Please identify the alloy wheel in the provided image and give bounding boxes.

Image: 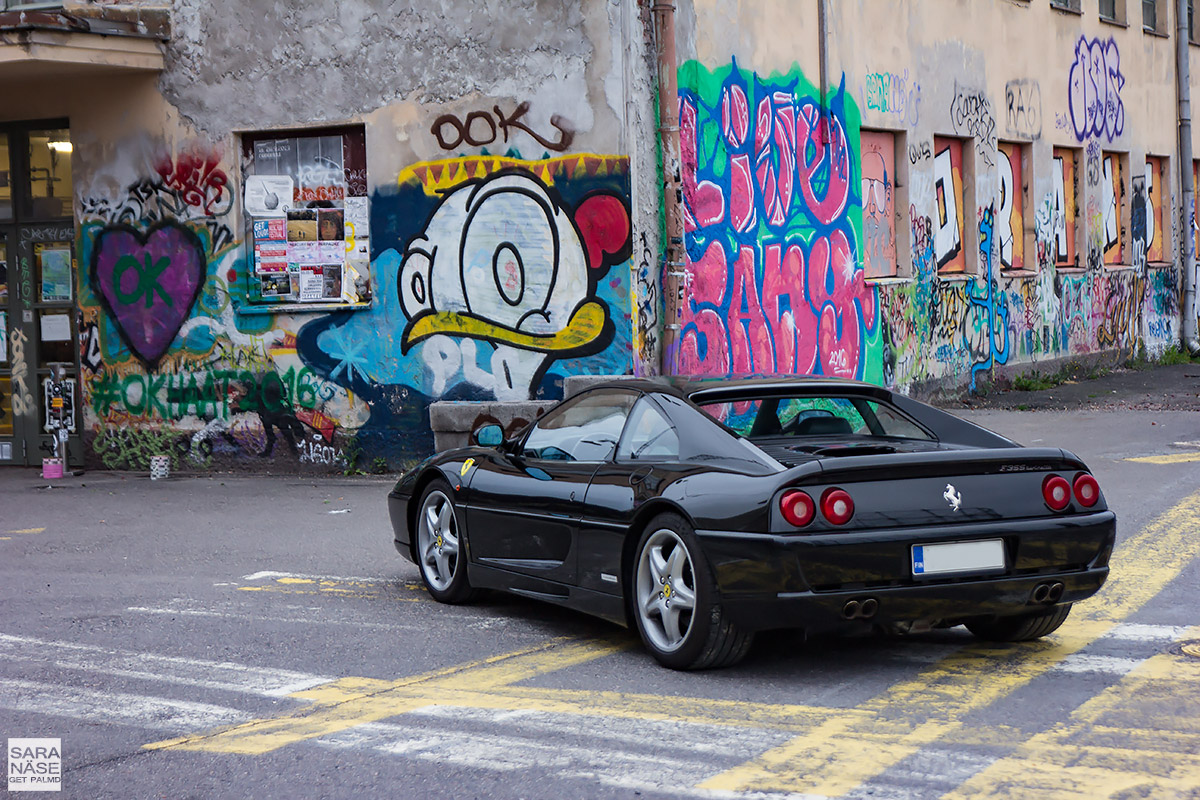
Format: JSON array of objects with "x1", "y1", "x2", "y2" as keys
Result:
[
  {"x1": 417, "y1": 489, "x2": 460, "y2": 591},
  {"x1": 635, "y1": 528, "x2": 697, "y2": 652}
]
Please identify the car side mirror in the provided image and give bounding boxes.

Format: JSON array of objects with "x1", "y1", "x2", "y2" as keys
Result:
[{"x1": 472, "y1": 423, "x2": 505, "y2": 448}]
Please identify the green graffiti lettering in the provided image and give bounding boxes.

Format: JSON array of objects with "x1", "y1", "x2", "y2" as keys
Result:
[{"x1": 113, "y1": 252, "x2": 174, "y2": 309}]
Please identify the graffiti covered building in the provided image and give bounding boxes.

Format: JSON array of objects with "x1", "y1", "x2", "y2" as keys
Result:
[{"x1": 0, "y1": 0, "x2": 1197, "y2": 472}]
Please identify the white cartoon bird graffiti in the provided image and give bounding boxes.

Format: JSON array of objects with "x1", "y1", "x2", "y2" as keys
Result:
[{"x1": 398, "y1": 170, "x2": 629, "y2": 400}]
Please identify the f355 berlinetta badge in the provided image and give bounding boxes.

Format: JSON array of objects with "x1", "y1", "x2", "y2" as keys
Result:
[{"x1": 944, "y1": 483, "x2": 962, "y2": 512}]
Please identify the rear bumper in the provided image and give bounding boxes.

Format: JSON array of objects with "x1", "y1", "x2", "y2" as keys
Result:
[
  {"x1": 718, "y1": 567, "x2": 1108, "y2": 632},
  {"x1": 697, "y1": 510, "x2": 1115, "y2": 631}
]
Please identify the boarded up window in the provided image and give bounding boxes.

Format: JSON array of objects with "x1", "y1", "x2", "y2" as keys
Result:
[
  {"x1": 1102, "y1": 152, "x2": 1123, "y2": 266},
  {"x1": 1145, "y1": 156, "x2": 1165, "y2": 263},
  {"x1": 1052, "y1": 147, "x2": 1078, "y2": 268},
  {"x1": 861, "y1": 130, "x2": 897, "y2": 279},
  {"x1": 998, "y1": 142, "x2": 1025, "y2": 271},
  {"x1": 933, "y1": 136, "x2": 966, "y2": 274}
]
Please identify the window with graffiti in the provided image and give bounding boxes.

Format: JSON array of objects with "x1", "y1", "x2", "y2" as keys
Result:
[
  {"x1": 1143, "y1": 155, "x2": 1165, "y2": 265},
  {"x1": 1101, "y1": 150, "x2": 1125, "y2": 266},
  {"x1": 1052, "y1": 146, "x2": 1079, "y2": 269},
  {"x1": 932, "y1": 136, "x2": 967, "y2": 274},
  {"x1": 861, "y1": 130, "x2": 897, "y2": 279},
  {"x1": 240, "y1": 126, "x2": 369, "y2": 307},
  {"x1": 997, "y1": 141, "x2": 1027, "y2": 272}
]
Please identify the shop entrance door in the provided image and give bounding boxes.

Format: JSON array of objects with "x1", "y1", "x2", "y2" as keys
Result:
[{"x1": 0, "y1": 122, "x2": 80, "y2": 467}]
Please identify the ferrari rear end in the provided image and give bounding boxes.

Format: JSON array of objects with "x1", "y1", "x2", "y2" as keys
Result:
[{"x1": 695, "y1": 446, "x2": 1115, "y2": 638}]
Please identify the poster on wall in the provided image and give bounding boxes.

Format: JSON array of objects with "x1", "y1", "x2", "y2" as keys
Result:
[
  {"x1": 42, "y1": 376, "x2": 76, "y2": 433},
  {"x1": 253, "y1": 220, "x2": 288, "y2": 275},
  {"x1": 39, "y1": 246, "x2": 73, "y2": 302},
  {"x1": 244, "y1": 175, "x2": 294, "y2": 217},
  {"x1": 260, "y1": 273, "x2": 296, "y2": 299},
  {"x1": 298, "y1": 264, "x2": 343, "y2": 302},
  {"x1": 39, "y1": 313, "x2": 71, "y2": 342},
  {"x1": 344, "y1": 196, "x2": 370, "y2": 260}
]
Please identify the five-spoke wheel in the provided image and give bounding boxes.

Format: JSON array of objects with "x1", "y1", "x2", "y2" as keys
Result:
[
  {"x1": 630, "y1": 514, "x2": 753, "y2": 669},
  {"x1": 415, "y1": 480, "x2": 476, "y2": 603}
]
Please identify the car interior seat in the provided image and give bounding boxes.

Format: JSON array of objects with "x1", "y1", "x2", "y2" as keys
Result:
[{"x1": 794, "y1": 416, "x2": 853, "y2": 436}]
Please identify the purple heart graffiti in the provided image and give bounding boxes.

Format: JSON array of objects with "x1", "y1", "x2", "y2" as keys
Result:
[{"x1": 91, "y1": 221, "x2": 207, "y2": 367}]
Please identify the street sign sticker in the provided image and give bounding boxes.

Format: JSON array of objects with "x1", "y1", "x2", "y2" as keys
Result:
[{"x1": 7, "y1": 738, "x2": 61, "y2": 792}]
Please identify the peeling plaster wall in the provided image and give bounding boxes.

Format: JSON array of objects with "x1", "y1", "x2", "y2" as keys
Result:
[{"x1": 3, "y1": 0, "x2": 658, "y2": 473}]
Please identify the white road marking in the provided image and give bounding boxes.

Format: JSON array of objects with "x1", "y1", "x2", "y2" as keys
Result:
[
  {"x1": 0, "y1": 678, "x2": 250, "y2": 730},
  {"x1": 0, "y1": 633, "x2": 331, "y2": 697},
  {"x1": 317, "y1": 707, "x2": 805, "y2": 799},
  {"x1": 1105, "y1": 622, "x2": 1193, "y2": 641},
  {"x1": 126, "y1": 604, "x2": 427, "y2": 632},
  {"x1": 1051, "y1": 654, "x2": 1145, "y2": 675}
]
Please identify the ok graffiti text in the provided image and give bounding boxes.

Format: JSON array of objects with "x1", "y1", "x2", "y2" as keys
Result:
[{"x1": 88, "y1": 365, "x2": 333, "y2": 420}]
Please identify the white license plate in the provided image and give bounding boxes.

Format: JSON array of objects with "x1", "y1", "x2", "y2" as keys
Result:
[{"x1": 912, "y1": 539, "x2": 1005, "y2": 577}]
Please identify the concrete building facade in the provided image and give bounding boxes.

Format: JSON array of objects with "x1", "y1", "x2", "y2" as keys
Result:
[{"x1": 0, "y1": 0, "x2": 1196, "y2": 472}]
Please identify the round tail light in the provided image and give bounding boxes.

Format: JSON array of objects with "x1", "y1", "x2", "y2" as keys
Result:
[
  {"x1": 1042, "y1": 475, "x2": 1071, "y2": 511},
  {"x1": 1073, "y1": 473, "x2": 1100, "y2": 507},
  {"x1": 780, "y1": 490, "x2": 816, "y2": 527},
  {"x1": 820, "y1": 488, "x2": 855, "y2": 525}
]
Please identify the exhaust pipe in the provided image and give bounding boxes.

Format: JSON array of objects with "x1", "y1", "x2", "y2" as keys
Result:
[
  {"x1": 1047, "y1": 582, "x2": 1064, "y2": 603},
  {"x1": 1031, "y1": 584, "x2": 1051, "y2": 604},
  {"x1": 841, "y1": 598, "x2": 879, "y2": 620}
]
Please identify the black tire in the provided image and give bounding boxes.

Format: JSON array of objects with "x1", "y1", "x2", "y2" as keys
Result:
[
  {"x1": 965, "y1": 603, "x2": 1072, "y2": 642},
  {"x1": 413, "y1": 479, "x2": 478, "y2": 604},
  {"x1": 629, "y1": 513, "x2": 754, "y2": 670}
]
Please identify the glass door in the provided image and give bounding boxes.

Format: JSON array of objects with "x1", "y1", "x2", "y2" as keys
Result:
[{"x1": 0, "y1": 122, "x2": 79, "y2": 467}]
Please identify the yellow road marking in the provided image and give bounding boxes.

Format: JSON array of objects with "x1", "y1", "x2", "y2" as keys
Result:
[
  {"x1": 144, "y1": 492, "x2": 1200, "y2": 797},
  {"x1": 144, "y1": 637, "x2": 631, "y2": 754},
  {"x1": 233, "y1": 577, "x2": 425, "y2": 600},
  {"x1": 940, "y1": 627, "x2": 1200, "y2": 799},
  {"x1": 5, "y1": 528, "x2": 45, "y2": 535},
  {"x1": 700, "y1": 490, "x2": 1200, "y2": 796},
  {"x1": 1126, "y1": 452, "x2": 1200, "y2": 464}
]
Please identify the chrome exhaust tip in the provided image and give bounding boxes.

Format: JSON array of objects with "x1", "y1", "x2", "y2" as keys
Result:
[
  {"x1": 859, "y1": 598, "x2": 879, "y2": 619},
  {"x1": 841, "y1": 600, "x2": 861, "y2": 620},
  {"x1": 1047, "y1": 582, "x2": 1064, "y2": 603},
  {"x1": 1031, "y1": 583, "x2": 1051, "y2": 604}
]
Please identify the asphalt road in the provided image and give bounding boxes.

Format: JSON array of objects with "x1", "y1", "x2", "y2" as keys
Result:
[{"x1": 1, "y1": 379, "x2": 1199, "y2": 798}]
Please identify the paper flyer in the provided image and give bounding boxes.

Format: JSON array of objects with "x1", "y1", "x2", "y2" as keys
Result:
[
  {"x1": 39, "y1": 247, "x2": 73, "y2": 302},
  {"x1": 245, "y1": 175, "x2": 294, "y2": 217}
]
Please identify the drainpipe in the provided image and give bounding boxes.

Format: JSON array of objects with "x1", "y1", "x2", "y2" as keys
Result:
[
  {"x1": 653, "y1": 0, "x2": 685, "y2": 375},
  {"x1": 1178, "y1": 0, "x2": 1200, "y2": 352},
  {"x1": 818, "y1": 0, "x2": 829, "y2": 129}
]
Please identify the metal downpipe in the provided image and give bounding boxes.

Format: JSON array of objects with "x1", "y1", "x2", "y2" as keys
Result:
[
  {"x1": 1178, "y1": 0, "x2": 1200, "y2": 352},
  {"x1": 652, "y1": 1, "x2": 686, "y2": 374}
]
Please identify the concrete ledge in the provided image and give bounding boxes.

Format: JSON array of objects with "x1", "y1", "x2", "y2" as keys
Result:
[{"x1": 428, "y1": 400, "x2": 556, "y2": 452}]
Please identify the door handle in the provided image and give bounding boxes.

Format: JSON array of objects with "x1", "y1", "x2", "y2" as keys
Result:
[{"x1": 629, "y1": 466, "x2": 653, "y2": 486}]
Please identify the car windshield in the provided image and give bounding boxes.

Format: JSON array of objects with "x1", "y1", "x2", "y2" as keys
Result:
[{"x1": 695, "y1": 394, "x2": 934, "y2": 441}]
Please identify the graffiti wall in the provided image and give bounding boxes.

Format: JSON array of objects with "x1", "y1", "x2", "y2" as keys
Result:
[
  {"x1": 675, "y1": 59, "x2": 883, "y2": 383},
  {"x1": 77, "y1": 137, "x2": 634, "y2": 471},
  {"x1": 676, "y1": 36, "x2": 1179, "y2": 399}
]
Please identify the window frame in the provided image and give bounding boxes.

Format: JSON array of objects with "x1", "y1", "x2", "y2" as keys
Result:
[
  {"x1": 932, "y1": 134, "x2": 975, "y2": 276},
  {"x1": 615, "y1": 395, "x2": 681, "y2": 462},
  {"x1": 238, "y1": 124, "x2": 370, "y2": 313},
  {"x1": 860, "y1": 128, "x2": 902, "y2": 281},
  {"x1": 1052, "y1": 146, "x2": 1082, "y2": 270},
  {"x1": 997, "y1": 140, "x2": 1031, "y2": 274}
]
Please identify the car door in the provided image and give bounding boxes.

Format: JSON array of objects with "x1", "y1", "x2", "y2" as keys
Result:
[
  {"x1": 465, "y1": 389, "x2": 639, "y2": 587},
  {"x1": 579, "y1": 395, "x2": 683, "y2": 595}
]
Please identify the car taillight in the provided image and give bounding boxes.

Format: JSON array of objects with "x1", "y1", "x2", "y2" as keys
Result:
[
  {"x1": 1073, "y1": 473, "x2": 1100, "y2": 507},
  {"x1": 820, "y1": 488, "x2": 854, "y2": 525},
  {"x1": 1042, "y1": 475, "x2": 1072, "y2": 511},
  {"x1": 780, "y1": 490, "x2": 815, "y2": 527}
]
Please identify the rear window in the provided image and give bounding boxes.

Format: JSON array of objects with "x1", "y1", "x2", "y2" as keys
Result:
[{"x1": 696, "y1": 395, "x2": 933, "y2": 441}]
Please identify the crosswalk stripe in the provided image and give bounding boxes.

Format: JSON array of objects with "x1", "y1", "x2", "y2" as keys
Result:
[
  {"x1": 0, "y1": 633, "x2": 331, "y2": 697},
  {"x1": 0, "y1": 678, "x2": 249, "y2": 731}
]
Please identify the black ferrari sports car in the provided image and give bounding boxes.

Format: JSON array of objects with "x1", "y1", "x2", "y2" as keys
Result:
[{"x1": 388, "y1": 378, "x2": 1115, "y2": 669}]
